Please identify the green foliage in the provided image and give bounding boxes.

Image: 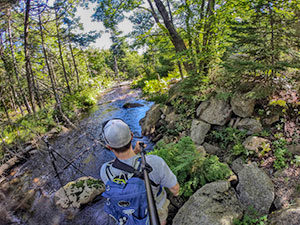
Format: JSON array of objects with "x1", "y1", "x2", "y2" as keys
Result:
[
  {"x1": 231, "y1": 143, "x2": 248, "y2": 157},
  {"x1": 220, "y1": 0, "x2": 300, "y2": 96},
  {"x1": 272, "y1": 138, "x2": 290, "y2": 170},
  {"x1": 234, "y1": 214, "x2": 268, "y2": 225},
  {"x1": 211, "y1": 127, "x2": 248, "y2": 150},
  {"x1": 147, "y1": 94, "x2": 169, "y2": 104},
  {"x1": 259, "y1": 142, "x2": 272, "y2": 157},
  {"x1": 292, "y1": 155, "x2": 300, "y2": 167},
  {"x1": 0, "y1": 108, "x2": 56, "y2": 158},
  {"x1": 203, "y1": 155, "x2": 233, "y2": 183},
  {"x1": 150, "y1": 137, "x2": 232, "y2": 197}
]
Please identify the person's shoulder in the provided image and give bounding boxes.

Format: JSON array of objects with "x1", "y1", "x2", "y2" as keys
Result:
[
  {"x1": 146, "y1": 154, "x2": 165, "y2": 163},
  {"x1": 101, "y1": 161, "x2": 110, "y2": 170},
  {"x1": 100, "y1": 161, "x2": 112, "y2": 175}
]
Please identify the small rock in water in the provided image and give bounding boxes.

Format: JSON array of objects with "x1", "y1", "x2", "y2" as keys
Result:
[{"x1": 122, "y1": 102, "x2": 144, "y2": 109}]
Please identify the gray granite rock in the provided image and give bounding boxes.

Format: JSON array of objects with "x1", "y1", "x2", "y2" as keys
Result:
[
  {"x1": 236, "y1": 163, "x2": 274, "y2": 215},
  {"x1": 190, "y1": 119, "x2": 211, "y2": 145},
  {"x1": 173, "y1": 181, "x2": 243, "y2": 225}
]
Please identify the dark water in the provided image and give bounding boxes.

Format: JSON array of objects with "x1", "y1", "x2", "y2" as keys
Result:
[{"x1": 9, "y1": 83, "x2": 154, "y2": 225}]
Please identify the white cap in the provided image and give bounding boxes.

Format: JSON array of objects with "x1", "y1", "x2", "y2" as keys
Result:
[{"x1": 103, "y1": 119, "x2": 131, "y2": 148}]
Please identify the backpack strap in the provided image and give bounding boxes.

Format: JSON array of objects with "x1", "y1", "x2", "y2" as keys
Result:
[{"x1": 112, "y1": 157, "x2": 160, "y2": 187}]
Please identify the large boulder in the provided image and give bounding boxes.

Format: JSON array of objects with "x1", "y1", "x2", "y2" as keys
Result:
[
  {"x1": 54, "y1": 177, "x2": 105, "y2": 209},
  {"x1": 269, "y1": 199, "x2": 300, "y2": 225},
  {"x1": 231, "y1": 93, "x2": 255, "y2": 118},
  {"x1": 173, "y1": 181, "x2": 243, "y2": 225},
  {"x1": 196, "y1": 97, "x2": 232, "y2": 125},
  {"x1": 236, "y1": 118, "x2": 263, "y2": 134},
  {"x1": 140, "y1": 104, "x2": 162, "y2": 135},
  {"x1": 236, "y1": 163, "x2": 274, "y2": 215},
  {"x1": 190, "y1": 119, "x2": 211, "y2": 145}
]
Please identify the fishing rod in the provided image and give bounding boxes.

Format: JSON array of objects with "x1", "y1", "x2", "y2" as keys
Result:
[{"x1": 139, "y1": 142, "x2": 161, "y2": 225}]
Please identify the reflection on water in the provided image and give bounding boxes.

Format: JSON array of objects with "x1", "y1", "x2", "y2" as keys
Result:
[{"x1": 9, "y1": 83, "x2": 154, "y2": 225}]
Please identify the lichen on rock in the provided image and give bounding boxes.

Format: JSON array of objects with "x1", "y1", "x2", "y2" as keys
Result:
[{"x1": 54, "y1": 177, "x2": 105, "y2": 209}]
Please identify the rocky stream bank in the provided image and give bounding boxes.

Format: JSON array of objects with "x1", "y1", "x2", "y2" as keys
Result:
[
  {"x1": 140, "y1": 83, "x2": 300, "y2": 225},
  {"x1": 1, "y1": 82, "x2": 299, "y2": 225}
]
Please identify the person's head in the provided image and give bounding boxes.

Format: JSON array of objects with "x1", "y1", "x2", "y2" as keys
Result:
[{"x1": 102, "y1": 119, "x2": 133, "y2": 153}]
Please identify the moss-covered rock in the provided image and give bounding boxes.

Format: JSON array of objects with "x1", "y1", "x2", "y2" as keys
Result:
[{"x1": 54, "y1": 177, "x2": 105, "y2": 209}]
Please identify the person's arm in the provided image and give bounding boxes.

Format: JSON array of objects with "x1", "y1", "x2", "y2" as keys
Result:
[{"x1": 169, "y1": 182, "x2": 180, "y2": 196}]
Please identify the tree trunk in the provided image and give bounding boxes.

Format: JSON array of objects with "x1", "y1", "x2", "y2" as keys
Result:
[
  {"x1": 268, "y1": 2, "x2": 275, "y2": 78},
  {"x1": 38, "y1": 12, "x2": 75, "y2": 129},
  {"x1": 201, "y1": 0, "x2": 215, "y2": 73},
  {"x1": 68, "y1": 40, "x2": 79, "y2": 87},
  {"x1": 7, "y1": 8, "x2": 31, "y2": 114},
  {"x1": 55, "y1": 8, "x2": 71, "y2": 94},
  {"x1": 0, "y1": 45, "x2": 19, "y2": 114},
  {"x1": 29, "y1": 60, "x2": 42, "y2": 109},
  {"x1": 113, "y1": 55, "x2": 119, "y2": 78},
  {"x1": 177, "y1": 61, "x2": 184, "y2": 80},
  {"x1": 1, "y1": 98, "x2": 11, "y2": 124},
  {"x1": 82, "y1": 48, "x2": 92, "y2": 78},
  {"x1": 152, "y1": 0, "x2": 193, "y2": 73},
  {"x1": 39, "y1": 12, "x2": 60, "y2": 105},
  {"x1": 166, "y1": 0, "x2": 173, "y2": 24},
  {"x1": 184, "y1": 0, "x2": 197, "y2": 70},
  {"x1": 24, "y1": 0, "x2": 35, "y2": 113}
]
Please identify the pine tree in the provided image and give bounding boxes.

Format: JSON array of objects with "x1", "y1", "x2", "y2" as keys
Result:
[{"x1": 223, "y1": 0, "x2": 300, "y2": 89}]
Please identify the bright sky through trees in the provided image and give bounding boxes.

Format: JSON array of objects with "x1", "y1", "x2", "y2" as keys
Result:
[{"x1": 48, "y1": 0, "x2": 133, "y2": 49}]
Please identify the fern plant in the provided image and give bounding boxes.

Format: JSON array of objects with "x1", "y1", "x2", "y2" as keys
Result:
[{"x1": 150, "y1": 137, "x2": 232, "y2": 197}]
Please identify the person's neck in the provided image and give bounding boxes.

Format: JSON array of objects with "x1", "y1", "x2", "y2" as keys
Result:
[{"x1": 115, "y1": 147, "x2": 136, "y2": 160}]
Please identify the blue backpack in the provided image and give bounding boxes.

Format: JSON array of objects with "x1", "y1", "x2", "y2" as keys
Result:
[{"x1": 102, "y1": 157, "x2": 160, "y2": 225}]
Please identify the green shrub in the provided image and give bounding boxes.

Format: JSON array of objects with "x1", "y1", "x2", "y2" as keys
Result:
[
  {"x1": 210, "y1": 127, "x2": 248, "y2": 157},
  {"x1": 203, "y1": 155, "x2": 233, "y2": 182},
  {"x1": 233, "y1": 214, "x2": 268, "y2": 225},
  {"x1": 272, "y1": 138, "x2": 290, "y2": 170},
  {"x1": 147, "y1": 93, "x2": 169, "y2": 104},
  {"x1": 150, "y1": 137, "x2": 232, "y2": 197},
  {"x1": 211, "y1": 127, "x2": 248, "y2": 149}
]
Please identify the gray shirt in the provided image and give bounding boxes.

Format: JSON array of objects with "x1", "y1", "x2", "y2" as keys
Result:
[{"x1": 100, "y1": 154, "x2": 177, "y2": 208}]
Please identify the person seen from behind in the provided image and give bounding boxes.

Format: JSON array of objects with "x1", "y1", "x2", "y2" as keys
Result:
[{"x1": 100, "y1": 119, "x2": 180, "y2": 225}]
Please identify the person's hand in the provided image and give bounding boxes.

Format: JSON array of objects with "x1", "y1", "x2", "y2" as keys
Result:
[
  {"x1": 134, "y1": 141, "x2": 146, "y2": 154},
  {"x1": 169, "y1": 183, "x2": 180, "y2": 197}
]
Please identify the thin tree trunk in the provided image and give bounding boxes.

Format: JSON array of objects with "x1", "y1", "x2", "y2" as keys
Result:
[
  {"x1": 146, "y1": 0, "x2": 161, "y2": 24},
  {"x1": 81, "y1": 48, "x2": 92, "y2": 78},
  {"x1": 24, "y1": 0, "x2": 35, "y2": 113},
  {"x1": 68, "y1": 36, "x2": 79, "y2": 87},
  {"x1": 1, "y1": 98, "x2": 11, "y2": 124},
  {"x1": 39, "y1": 12, "x2": 60, "y2": 102},
  {"x1": 166, "y1": 0, "x2": 173, "y2": 24},
  {"x1": 113, "y1": 55, "x2": 119, "y2": 78},
  {"x1": 201, "y1": 0, "x2": 215, "y2": 73},
  {"x1": 184, "y1": 0, "x2": 197, "y2": 70},
  {"x1": 0, "y1": 46, "x2": 18, "y2": 113},
  {"x1": 268, "y1": 2, "x2": 275, "y2": 78},
  {"x1": 177, "y1": 61, "x2": 184, "y2": 80},
  {"x1": 10, "y1": 90, "x2": 17, "y2": 111},
  {"x1": 38, "y1": 12, "x2": 75, "y2": 129},
  {"x1": 29, "y1": 60, "x2": 42, "y2": 109},
  {"x1": 55, "y1": 8, "x2": 71, "y2": 94},
  {"x1": 7, "y1": 9, "x2": 31, "y2": 114}
]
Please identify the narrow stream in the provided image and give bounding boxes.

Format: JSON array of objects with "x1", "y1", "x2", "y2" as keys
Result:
[{"x1": 6, "y1": 83, "x2": 154, "y2": 225}]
